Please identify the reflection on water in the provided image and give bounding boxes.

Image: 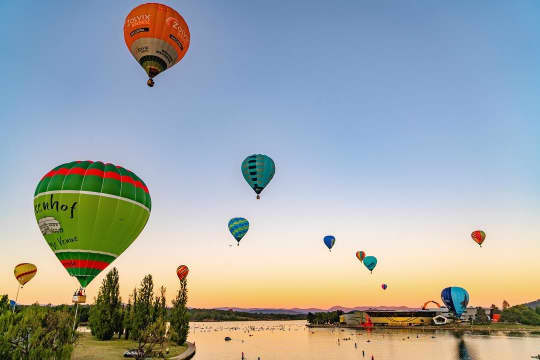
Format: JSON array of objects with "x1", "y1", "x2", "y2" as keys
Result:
[{"x1": 188, "y1": 320, "x2": 540, "y2": 360}]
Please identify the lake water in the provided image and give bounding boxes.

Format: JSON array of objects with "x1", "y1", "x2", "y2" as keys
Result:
[{"x1": 188, "y1": 320, "x2": 540, "y2": 360}]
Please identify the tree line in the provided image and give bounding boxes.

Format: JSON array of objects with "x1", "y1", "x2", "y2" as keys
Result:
[
  {"x1": 500, "y1": 304, "x2": 540, "y2": 325},
  {"x1": 307, "y1": 310, "x2": 343, "y2": 325},
  {"x1": 188, "y1": 308, "x2": 306, "y2": 322}
]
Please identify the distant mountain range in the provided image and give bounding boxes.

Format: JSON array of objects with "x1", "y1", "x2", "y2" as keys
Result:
[{"x1": 213, "y1": 306, "x2": 417, "y2": 315}]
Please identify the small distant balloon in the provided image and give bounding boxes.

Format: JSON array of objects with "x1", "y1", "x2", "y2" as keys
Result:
[
  {"x1": 363, "y1": 256, "x2": 377, "y2": 273},
  {"x1": 241, "y1": 154, "x2": 275, "y2": 199},
  {"x1": 441, "y1": 286, "x2": 469, "y2": 318},
  {"x1": 228, "y1": 218, "x2": 249, "y2": 245},
  {"x1": 381, "y1": 284, "x2": 387, "y2": 290},
  {"x1": 471, "y1": 230, "x2": 486, "y2": 247},
  {"x1": 323, "y1": 236, "x2": 335, "y2": 251},
  {"x1": 176, "y1": 265, "x2": 189, "y2": 281},
  {"x1": 356, "y1": 251, "x2": 366, "y2": 262},
  {"x1": 14, "y1": 263, "x2": 37, "y2": 286}
]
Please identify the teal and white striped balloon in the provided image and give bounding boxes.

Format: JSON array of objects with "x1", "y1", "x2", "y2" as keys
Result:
[
  {"x1": 241, "y1": 154, "x2": 275, "y2": 199},
  {"x1": 228, "y1": 218, "x2": 249, "y2": 246}
]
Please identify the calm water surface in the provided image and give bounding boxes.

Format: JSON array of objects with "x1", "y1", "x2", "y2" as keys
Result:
[{"x1": 188, "y1": 320, "x2": 540, "y2": 360}]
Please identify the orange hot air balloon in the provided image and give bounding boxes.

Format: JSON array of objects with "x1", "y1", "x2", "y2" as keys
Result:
[
  {"x1": 177, "y1": 265, "x2": 189, "y2": 281},
  {"x1": 124, "y1": 3, "x2": 190, "y2": 87},
  {"x1": 14, "y1": 263, "x2": 37, "y2": 286},
  {"x1": 356, "y1": 251, "x2": 366, "y2": 262},
  {"x1": 471, "y1": 230, "x2": 486, "y2": 247}
]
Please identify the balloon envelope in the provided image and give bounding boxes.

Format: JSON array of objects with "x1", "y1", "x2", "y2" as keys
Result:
[
  {"x1": 441, "y1": 286, "x2": 469, "y2": 318},
  {"x1": 363, "y1": 256, "x2": 377, "y2": 272},
  {"x1": 381, "y1": 284, "x2": 387, "y2": 290},
  {"x1": 323, "y1": 236, "x2": 335, "y2": 251},
  {"x1": 241, "y1": 154, "x2": 275, "y2": 199},
  {"x1": 471, "y1": 230, "x2": 486, "y2": 247},
  {"x1": 177, "y1": 265, "x2": 189, "y2": 281},
  {"x1": 356, "y1": 251, "x2": 366, "y2": 262},
  {"x1": 14, "y1": 263, "x2": 37, "y2": 286},
  {"x1": 124, "y1": 3, "x2": 190, "y2": 85},
  {"x1": 34, "y1": 161, "x2": 151, "y2": 288},
  {"x1": 228, "y1": 218, "x2": 249, "y2": 244}
]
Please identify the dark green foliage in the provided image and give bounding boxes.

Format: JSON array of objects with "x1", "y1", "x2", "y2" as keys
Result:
[
  {"x1": 89, "y1": 267, "x2": 123, "y2": 340},
  {"x1": 123, "y1": 298, "x2": 132, "y2": 340},
  {"x1": 500, "y1": 305, "x2": 540, "y2": 325},
  {"x1": 473, "y1": 307, "x2": 490, "y2": 324},
  {"x1": 130, "y1": 274, "x2": 155, "y2": 340},
  {"x1": 135, "y1": 317, "x2": 169, "y2": 360},
  {"x1": 0, "y1": 301, "x2": 77, "y2": 360},
  {"x1": 306, "y1": 311, "x2": 342, "y2": 325},
  {"x1": 170, "y1": 278, "x2": 190, "y2": 345},
  {"x1": 152, "y1": 286, "x2": 167, "y2": 323}
]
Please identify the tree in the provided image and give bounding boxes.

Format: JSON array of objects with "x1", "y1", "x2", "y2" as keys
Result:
[
  {"x1": 135, "y1": 317, "x2": 169, "y2": 360},
  {"x1": 502, "y1": 300, "x2": 510, "y2": 310},
  {"x1": 473, "y1": 307, "x2": 490, "y2": 324},
  {"x1": 153, "y1": 286, "x2": 167, "y2": 323},
  {"x1": 0, "y1": 303, "x2": 77, "y2": 360},
  {"x1": 307, "y1": 312, "x2": 315, "y2": 324},
  {"x1": 131, "y1": 275, "x2": 154, "y2": 340},
  {"x1": 123, "y1": 297, "x2": 133, "y2": 340},
  {"x1": 501, "y1": 305, "x2": 540, "y2": 325},
  {"x1": 89, "y1": 267, "x2": 123, "y2": 340},
  {"x1": 170, "y1": 278, "x2": 190, "y2": 345}
]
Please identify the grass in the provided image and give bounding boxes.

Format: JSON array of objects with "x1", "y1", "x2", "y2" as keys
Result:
[{"x1": 71, "y1": 333, "x2": 187, "y2": 360}]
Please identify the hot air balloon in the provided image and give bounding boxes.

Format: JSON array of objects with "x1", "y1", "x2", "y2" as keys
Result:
[
  {"x1": 34, "y1": 161, "x2": 151, "y2": 294},
  {"x1": 228, "y1": 218, "x2": 249, "y2": 245},
  {"x1": 441, "y1": 286, "x2": 469, "y2": 318},
  {"x1": 323, "y1": 235, "x2": 335, "y2": 251},
  {"x1": 124, "y1": 3, "x2": 190, "y2": 87},
  {"x1": 381, "y1": 283, "x2": 387, "y2": 290},
  {"x1": 14, "y1": 263, "x2": 37, "y2": 286},
  {"x1": 356, "y1": 251, "x2": 366, "y2": 262},
  {"x1": 177, "y1": 265, "x2": 189, "y2": 281},
  {"x1": 241, "y1": 154, "x2": 275, "y2": 199},
  {"x1": 13, "y1": 263, "x2": 37, "y2": 312},
  {"x1": 363, "y1": 256, "x2": 377, "y2": 273},
  {"x1": 471, "y1": 230, "x2": 486, "y2": 247}
]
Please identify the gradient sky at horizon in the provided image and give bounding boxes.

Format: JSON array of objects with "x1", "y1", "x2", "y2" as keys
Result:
[{"x1": 1, "y1": 1, "x2": 539, "y2": 309}]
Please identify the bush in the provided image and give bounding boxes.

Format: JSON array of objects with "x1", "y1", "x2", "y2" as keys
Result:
[{"x1": 0, "y1": 298, "x2": 77, "y2": 360}]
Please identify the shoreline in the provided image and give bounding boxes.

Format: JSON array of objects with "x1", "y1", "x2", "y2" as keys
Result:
[{"x1": 306, "y1": 323, "x2": 540, "y2": 334}]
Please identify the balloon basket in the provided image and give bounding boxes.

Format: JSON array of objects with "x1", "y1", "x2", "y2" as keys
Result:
[{"x1": 72, "y1": 288, "x2": 87, "y2": 304}]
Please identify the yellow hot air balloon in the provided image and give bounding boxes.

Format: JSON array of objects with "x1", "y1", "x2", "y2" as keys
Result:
[
  {"x1": 12, "y1": 263, "x2": 37, "y2": 312},
  {"x1": 14, "y1": 263, "x2": 37, "y2": 286}
]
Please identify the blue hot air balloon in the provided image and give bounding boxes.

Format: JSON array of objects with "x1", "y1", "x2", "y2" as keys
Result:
[
  {"x1": 441, "y1": 287, "x2": 469, "y2": 318},
  {"x1": 323, "y1": 235, "x2": 335, "y2": 251},
  {"x1": 363, "y1": 256, "x2": 377, "y2": 273},
  {"x1": 241, "y1": 154, "x2": 275, "y2": 199},
  {"x1": 228, "y1": 218, "x2": 249, "y2": 246}
]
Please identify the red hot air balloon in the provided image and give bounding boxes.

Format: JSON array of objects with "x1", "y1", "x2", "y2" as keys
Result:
[
  {"x1": 381, "y1": 284, "x2": 387, "y2": 290},
  {"x1": 177, "y1": 265, "x2": 189, "y2": 281},
  {"x1": 471, "y1": 230, "x2": 486, "y2": 247},
  {"x1": 356, "y1": 251, "x2": 366, "y2": 262}
]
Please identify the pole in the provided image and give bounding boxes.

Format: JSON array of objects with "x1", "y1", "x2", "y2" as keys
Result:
[
  {"x1": 72, "y1": 302, "x2": 79, "y2": 333},
  {"x1": 13, "y1": 285, "x2": 21, "y2": 313}
]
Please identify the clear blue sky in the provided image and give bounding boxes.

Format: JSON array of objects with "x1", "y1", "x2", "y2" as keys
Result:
[{"x1": 1, "y1": 1, "x2": 539, "y2": 307}]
